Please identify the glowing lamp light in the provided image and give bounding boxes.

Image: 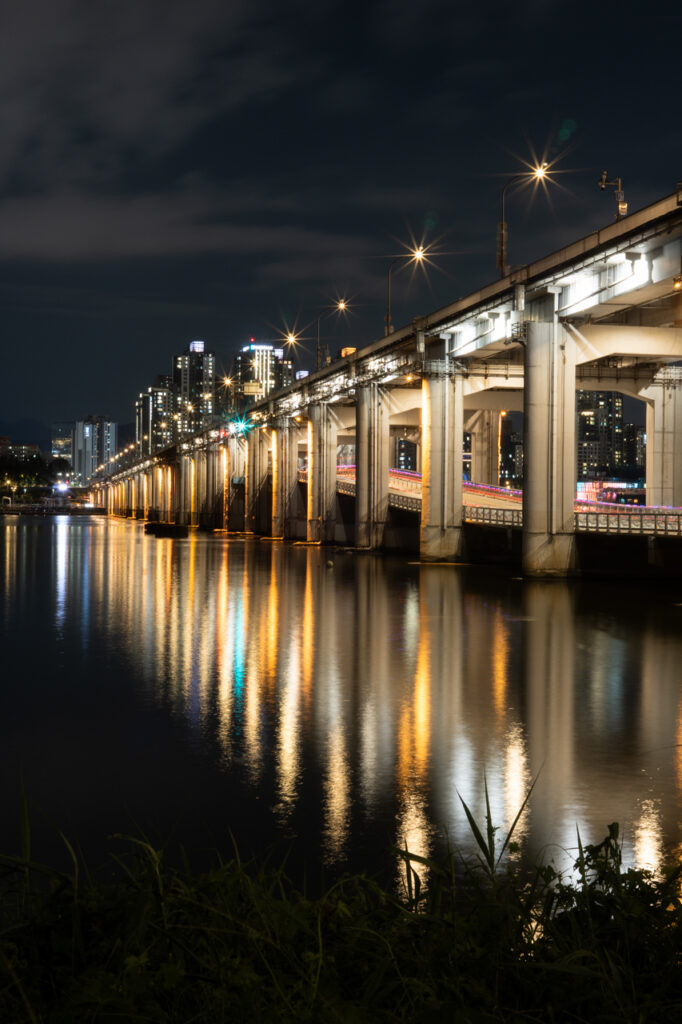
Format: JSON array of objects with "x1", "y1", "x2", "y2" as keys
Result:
[{"x1": 674, "y1": 276, "x2": 682, "y2": 290}]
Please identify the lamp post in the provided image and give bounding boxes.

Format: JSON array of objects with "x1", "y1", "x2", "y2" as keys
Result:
[
  {"x1": 316, "y1": 299, "x2": 347, "y2": 370},
  {"x1": 497, "y1": 164, "x2": 547, "y2": 278},
  {"x1": 385, "y1": 246, "x2": 426, "y2": 336},
  {"x1": 598, "y1": 171, "x2": 628, "y2": 220}
]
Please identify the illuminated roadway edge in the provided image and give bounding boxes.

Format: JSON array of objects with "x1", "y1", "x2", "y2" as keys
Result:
[{"x1": 326, "y1": 469, "x2": 682, "y2": 535}]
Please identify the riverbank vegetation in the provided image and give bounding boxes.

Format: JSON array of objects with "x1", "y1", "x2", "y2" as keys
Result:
[{"x1": 1, "y1": 805, "x2": 681, "y2": 1022}]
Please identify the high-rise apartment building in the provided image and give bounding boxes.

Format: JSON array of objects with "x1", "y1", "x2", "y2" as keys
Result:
[
  {"x1": 576, "y1": 391, "x2": 623, "y2": 479},
  {"x1": 230, "y1": 342, "x2": 293, "y2": 412},
  {"x1": 72, "y1": 417, "x2": 117, "y2": 483},
  {"x1": 135, "y1": 376, "x2": 173, "y2": 455},
  {"x1": 172, "y1": 340, "x2": 216, "y2": 439},
  {"x1": 622, "y1": 423, "x2": 646, "y2": 477}
]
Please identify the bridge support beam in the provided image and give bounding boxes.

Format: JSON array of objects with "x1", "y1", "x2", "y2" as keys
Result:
[
  {"x1": 163, "y1": 465, "x2": 174, "y2": 522},
  {"x1": 271, "y1": 421, "x2": 286, "y2": 538},
  {"x1": 195, "y1": 450, "x2": 206, "y2": 527},
  {"x1": 643, "y1": 380, "x2": 682, "y2": 507},
  {"x1": 307, "y1": 404, "x2": 337, "y2": 543},
  {"x1": 225, "y1": 436, "x2": 246, "y2": 529},
  {"x1": 198, "y1": 447, "x2": 220, "y2": 530},
  {"x1": 246, "y1": 428, "x2": 270, "y2": 534},
  {"x1": 175, "y1": 456, "x2": 187, "y2": 524},
  {"x1": 420, "y1": 366, "x2": 463, "y2": 561},
  {"x1": 356, "y1": 385, "x2": 390, "y2": 548},
  {"x1": 284, "y1": 423, "x2": 306, "y2": 539},
  {"x1": 522, "y1": 321, "x2": 577, "y2": 576}
]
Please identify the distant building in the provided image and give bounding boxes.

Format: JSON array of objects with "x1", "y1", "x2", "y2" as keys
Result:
[
  {"x1": 230, "y1": 342, "x2": 293, "y2": 412},
  {"x1": 172, "y1": 340, "x2": 216, "y2": 439},
  {"x1": 499, "y1": 425, "x2": 524, "y2": 485},
  {"x1": 576, "y1": 391, "x2": 623, "y2": 479},
  {"x1": 135, "y1": 376, "x2": 173, "y2": 455},
  {"x1": 51, "y1": 422, "x2": 73, "y2": 463},
  {"x1": 72, "y1": 417, "x2": 117, "y2": 483},
  {"x1": 7, "y1": 443, "x2": 41, "y2": 461},
  {"x1": 622, "y1": 422, "x2": 646, "y2": 477}
]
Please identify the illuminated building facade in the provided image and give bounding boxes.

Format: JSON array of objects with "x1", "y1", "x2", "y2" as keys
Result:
[
  {"x1": 51, "y1": 422, "x2": 73, "y2": 463},
  {"x1": 576, "y1": 391, "x2": 623, "y2": 479},
  {"x1": 230, "y1": 342, "x2": 293, "y2": 412},
  {"x1": 623, "y1": 423, "x2": 646, "y2": 478},
  {"x1": 72, "y1": 416, "x2": 117, "y2": 483},
  {"x1": 172, "y1": 340, "x2": 216, "y2": 439},
  {"x1": 135, "y1": 376, "x2": 173, "y2": 455}
]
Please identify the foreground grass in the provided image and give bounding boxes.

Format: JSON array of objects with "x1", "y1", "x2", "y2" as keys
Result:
[{"x1": 1, "y1": 816, "x2": 681, "y2": 1023}]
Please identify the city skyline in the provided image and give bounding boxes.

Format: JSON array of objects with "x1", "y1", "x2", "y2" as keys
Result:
[{"x1": 0, "y1": 1, "x2": 678, "y2": 430}]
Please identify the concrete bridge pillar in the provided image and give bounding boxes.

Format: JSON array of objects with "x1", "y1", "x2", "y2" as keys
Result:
[
  {"x1": 210, "y1": 446, "x2": 224, "y2": 527},
  {"x1": 189, "y1": 456, "x2": 198, "y2": 526},
  {"x1": 271, "y1": 420, "x2": 306, "y2": 539},
  {"x1": 522, "y1": 321, "x2": 577, "y2": 576},
  {"x1": 271, "y1": 420, "x2": 286, "y2": 538},
  {"x1": 246, "y1": 427, "x2": 270, "y2": 534},
  {"x1": 356, "y1": 385, "x2": 390, "y2": 548},
  {"x1": 149, "y1": 465, "x2": 160, "y2": 521},
  {"x1": 169, "y1": 464, "x2": 177, "y2": 522},
  {"x1": 467, "y1": 409, "x2": 502, "y2": 486},
  {"x1": 160, "y1": 467, "x2": 167, "y2": 520},
  {"x1": 284, "y1": 423, "x2": 306, "y2": 539},
  {"x1": 196, "y1": 449, "x2": 209, "y2": 527},
  {"x1": 226, "y1": 435, "x2": 246, "y2": 529},
  {"x1": 420, "y1": 365, "x2": 463, "y2": 561},
  {"x1": 307, "y1": 404, "x2": 338, "y2": 543},
  {"x1": 176, "y1": 454, "x2": 193, "y2": 525},
  {"x1": 643, "y1": 380, "x2": 682, "y2": 507}
]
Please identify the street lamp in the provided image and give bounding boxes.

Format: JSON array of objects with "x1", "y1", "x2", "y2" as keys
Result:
[
  {"x1": 385, "y1": 246, "x2": 426, "y2": 336},
  {"x1": 598, "y1": 170, "x2": 628, "y2": 220},
  {"x1": 316, "y1": 299, "x2": 348, "y2": 370},
  {"x1": 497, "y1": 164, "x2": 547, "y2": 278}
]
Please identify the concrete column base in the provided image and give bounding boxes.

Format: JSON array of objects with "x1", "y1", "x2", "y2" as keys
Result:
[
  {"x1": 420, "y1": 523, "x2": 462, "y2": 561},
  {"x1": 522, "y1": 532, "x2": 577, "y2": 577}
]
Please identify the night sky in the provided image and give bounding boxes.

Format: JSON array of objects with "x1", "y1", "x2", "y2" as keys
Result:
[{"x1": 0, "y1": 0, "x2": 679, "y2": 438}]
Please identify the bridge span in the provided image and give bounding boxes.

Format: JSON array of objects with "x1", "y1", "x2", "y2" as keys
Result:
[{"x1": 92, "y1": 189, "x2": 682, "y2": 576}]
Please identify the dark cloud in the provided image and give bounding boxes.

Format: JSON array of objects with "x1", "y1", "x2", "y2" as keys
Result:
[{"x1": 0, "y1": 0, "x2": 679, "y2": 426}]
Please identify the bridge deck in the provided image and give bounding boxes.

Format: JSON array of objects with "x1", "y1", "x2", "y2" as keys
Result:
[{"x1": 327, "y1": 468, "x2": 682, "y2": 536}]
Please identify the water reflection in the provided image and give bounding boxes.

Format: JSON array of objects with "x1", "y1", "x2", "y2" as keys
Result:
[{"x1": 2, "y1": 517, "x2": 682, "y2": 877}]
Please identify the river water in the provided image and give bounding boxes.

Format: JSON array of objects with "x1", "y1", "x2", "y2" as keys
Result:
[{"x1": 1, "y1": 515, "x2": 681, "y2": 884}]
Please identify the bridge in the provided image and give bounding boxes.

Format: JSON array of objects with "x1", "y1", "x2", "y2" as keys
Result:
[{"x1": 92, "y1": 188, "x2": 682, "y2": 576}]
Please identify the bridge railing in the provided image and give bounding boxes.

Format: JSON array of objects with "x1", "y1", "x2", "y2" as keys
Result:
[
  {"x1": 574, "y1": 511, "x2": 682, "y2": 535},
  {"x1": 463, "y1": 506, "x2": 523, "y2": 528},
  {"x1": 298, "y1": 467, "x2": 682, "y2": 537}
]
